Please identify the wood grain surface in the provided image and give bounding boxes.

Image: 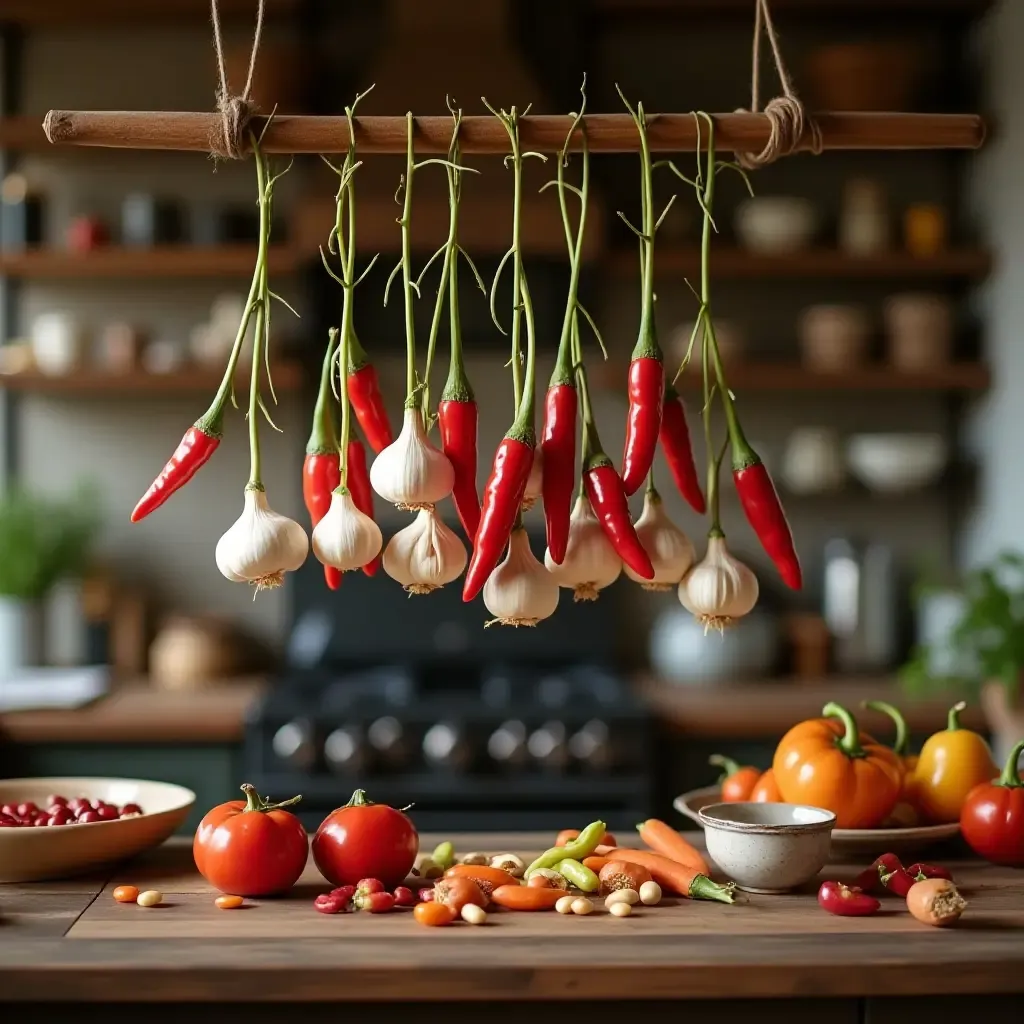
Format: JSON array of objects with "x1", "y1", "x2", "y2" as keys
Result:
[{"x1": 2, "y1": 833, "x2": 1023, "y2": 1002}]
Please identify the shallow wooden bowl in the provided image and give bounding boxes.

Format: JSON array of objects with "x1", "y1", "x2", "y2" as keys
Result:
[
  {"x1": 675, "y1": 785, "x2": 960, "y2": 860},
  {"x1": 0, "y1": 777, "x2": 195, "y2": 883}
]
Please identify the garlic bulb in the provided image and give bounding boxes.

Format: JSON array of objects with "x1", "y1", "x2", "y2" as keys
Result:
[
  {"x1": 216, "y1": 487, "x2": 308, "y2": 593},
  {"x1": 544, "y1": 495, "x2": 621, "y2": 601},
  {"x1": 625, "y1": 490, "x2": 695, "y2": 591},
  {"x1": 312, "y1": 489, "x2": 383, "y2": 571},
  {"x1": 522, "y1": 447, "x2": 543, "y2": 511},
  {"x1": 678, "y1": 534, "x2": 758, "y2": 633},
  {"x1": 483, "y1": 528, "x2": 559, "y2": 627},
  {"x1": 383, "y1": 506, "x2": 467, "y2": 594},
  {"x1": 370, "y1": 407, "x2": 455, "y2": 508}
]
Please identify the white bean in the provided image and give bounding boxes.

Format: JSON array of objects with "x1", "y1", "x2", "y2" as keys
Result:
[
  {"x1": 461, "y1": 903, "x2": 487, "y2": 925},
  {"x1": 570, "y1": 897, "x2": 593, "y2": 916},
  {"x1": 555, "y1": 895, "x2": 575, "y2": 915},
  {"x1": 136, "y1": 889, "x2": 163, "y2": 908},
  {"x1": 609, "y1": 900, "x2": 633, "y2": 918},
  {"x1": 639, "y1": 880, "x2": 663, "y2": 906},
  {"x1": 604, "y1": 889, "x2": 639, "y2": 907}
]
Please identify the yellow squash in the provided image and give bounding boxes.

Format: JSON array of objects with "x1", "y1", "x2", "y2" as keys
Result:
[{"x1": 912, "y1": 701, "x2": 997, "y2": 824}]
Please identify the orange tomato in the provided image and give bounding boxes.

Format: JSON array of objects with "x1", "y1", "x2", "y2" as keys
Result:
[
  {"x1": 750, "y1": 769, "x2": 781, "y2": 803},
  {"x1": 414, "y1": 901, "x2": 457, "y2": 927},
  {"x1": 709, "y1": 754, "x2": 762, "y2": 802},
  {"x1": 773, "y1": 702, "x2": 902, "y2": 828}
]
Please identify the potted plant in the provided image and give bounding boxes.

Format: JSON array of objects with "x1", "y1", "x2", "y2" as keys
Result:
[
  {"x1": 901, "y1": 551, "x2": 1024, "y2": 762},
  {"x1": 0, "y1": 487, "x2": 99, "y2": 676}
]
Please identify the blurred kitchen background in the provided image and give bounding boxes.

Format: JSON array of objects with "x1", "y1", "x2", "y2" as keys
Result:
[{"x1": 1, "y1": 0, "x2": 1022, "y2": 832}]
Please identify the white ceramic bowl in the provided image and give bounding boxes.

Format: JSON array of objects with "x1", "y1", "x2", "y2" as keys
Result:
[
  {"x1": 0, "y1": 777, "x2": 195, "y2": 883},
  {"x1": 846, "y1": 433, "x2": 948, "y2": 493},
  {"x1": 698, "y1": 801, "x2": 835, "y2": 894},
  {"x1": 735, "y1": 197, "x2": 818, "y2": 254}
]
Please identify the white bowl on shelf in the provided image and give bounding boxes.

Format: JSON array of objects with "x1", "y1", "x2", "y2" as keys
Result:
[
  {"x1": 846, "y1": 433, "x2": 948, "y2": 493},
  {"x1": 735, "y1": 197, "x2": 818, "y2": 254}
]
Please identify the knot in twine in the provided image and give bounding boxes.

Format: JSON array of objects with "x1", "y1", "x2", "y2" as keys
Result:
[
  {"x1": 735, "y1": 0, "x2": 821, "y2": 170},
  {"x1": 209, "y1": 0, "x2": 265, "y2": 159}
]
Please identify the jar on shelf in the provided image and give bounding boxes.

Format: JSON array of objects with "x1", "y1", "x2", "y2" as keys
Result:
[
  {"x1": 839, "y1": 179, "x2": 890, "y2": 256},
  {"x1": 903, "y1": 204, "x2": 948, "y2": 257},
  {"x1": 884, "y1": 292, "x2": 953, "y2": 370}
]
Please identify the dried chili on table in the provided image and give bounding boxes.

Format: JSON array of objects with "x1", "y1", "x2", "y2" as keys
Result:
[
  {"x1": 907, "y1": 863, "x2": 954, "y2": 883},
  {"x1": 817, "y1": 881, "x2": 880, "y2": 917},
  {"x1": 660, "y1": 384, "x2": 705, "y2": 514}
]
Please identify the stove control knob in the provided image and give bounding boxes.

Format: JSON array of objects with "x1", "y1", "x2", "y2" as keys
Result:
[
  {"x1": 272, "y1": 719, "x2": 316, "y2": 771},
  {"x1": 324, "y1": 726, "x2": 369, "y2": 775},
  {"x1": 528, "y1": 720, "x2": 568, "y2": 772},
  {"x1": 423, "y1": 721, "x2": 472, "y2": 772},
  {"x1": 367, "y1": 716, "x2": 408, "y2": 769},
  {"x1": 487, "y1": 720, "x2": 528, "y2": 768},
  {"x1": 569, "y1": 719, "x2": 612, "y2": 771}
]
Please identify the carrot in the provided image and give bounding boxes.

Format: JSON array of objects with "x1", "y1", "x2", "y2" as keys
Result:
[
  {"x1": 445, "y1": 864, "x2": 520, "y2": 889},
  {"x1": 491, "y1": 884, "x2": 563, "y2": 911},
  {"x1": 603, "y1": 848, "x2": 734, "y2": 904},
  {"x1": 582, "y1": 855, "x2": 610, "y2": 873},
  {"x1": 636, "y1": 818, "x2": 710, "y2": 874}
]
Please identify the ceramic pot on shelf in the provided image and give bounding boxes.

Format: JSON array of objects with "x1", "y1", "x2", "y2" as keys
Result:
[
  {"x1": 839, "y1": 179, "x2": 890, "y2": 256},
  {"x1": 884, "y1": 293, "x2": 953, "y2": 371},
  {"x1": 0, "y1": 596, "x2": 44, "y2": 676},
  {"x1": 149, "y1": 616, "x2": 240, "y2": 692},
  {"x1": 798, "y1": 304, "x2": 871, "y2": 373},
  {"x1": 781, "y1": 427, "x2": 845, "y2": 496}
]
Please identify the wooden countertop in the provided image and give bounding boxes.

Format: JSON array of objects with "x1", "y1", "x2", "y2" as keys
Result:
[
  {"x1": 642, "y1": 676, "x2": 987, "y2": 738},
  {"x1": 2, "y1": 833, "x2": 1022, "y2": 1003},
  {"x1": 0, "y1": 679, "x2": 265, "y2": 744}
]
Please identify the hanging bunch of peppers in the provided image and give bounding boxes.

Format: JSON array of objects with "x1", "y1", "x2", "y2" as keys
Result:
[{"x1": 307, "y1": 89, "x2": 385, "y2": 584}]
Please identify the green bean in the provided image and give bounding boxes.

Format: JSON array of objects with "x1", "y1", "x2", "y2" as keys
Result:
[
  {"x1": 432, "y1": 841, "x2": 455, "y2": 871},
  {"x1": 526, "y1": 819, "x2": 607, "y2": 876},
  {"x1": 557, "y1": 858, "x2": 599, "y2": 892}
]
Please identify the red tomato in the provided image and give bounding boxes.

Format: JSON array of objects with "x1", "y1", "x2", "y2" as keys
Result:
[
  {"x1": 311, "y1": 788, "x2": 418, "y2": 889},
  {"x1": 193, "y1": 784, "x2": 308, "y2": 896},
  {"x1": 960, "y1": 738, "x2": 1024, "y2": 866}
]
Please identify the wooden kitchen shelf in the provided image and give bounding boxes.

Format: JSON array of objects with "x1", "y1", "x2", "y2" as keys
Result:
[
  {"x1": 0, "y1": 362, "x2": 303, "y2": 395},
  {"x1": 604, "y1": 247, "x2": 993, "y2": 281},
  {"x1": 0, "y1": 245, "x2": 303, "y2": 279},
  {"x1": 593, "y1": 361, "x2": 990, "y2": 393}
]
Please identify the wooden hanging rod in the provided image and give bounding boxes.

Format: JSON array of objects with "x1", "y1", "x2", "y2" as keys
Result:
[{"x1": 42, "y1": 110, "x2": 986, "y2": 155}]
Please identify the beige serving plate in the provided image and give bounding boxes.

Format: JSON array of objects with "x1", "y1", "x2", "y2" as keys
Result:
[
  {"x1": 674, "y1": 785, "x2": 960, "y2": 859},
  {"x1": 0, "y1": 777, "x2": 195, "y2": 883}
]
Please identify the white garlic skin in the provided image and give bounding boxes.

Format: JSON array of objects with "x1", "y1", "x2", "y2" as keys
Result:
[
  {"x1": 216, "y1": 487, "x2": 308, "y2": 591},
  {"x1": 544, "y1": 494, "x2": 621, "y2": 601},
  {"x1": 678, "y1": 534, "x2": 758, "y2": 630},
  {"x1": 370, "y1": 407, "x2": 455, "y2": 507},
  {"x1": 483, "y1": 528, "x2": 559, "y2": 626},
  {"x1": 383, "y1": 506, "x2": 467, "y2": 594},
  {"x1": 625, "y1": 490, "x2": 695, "y2": 590},
  {"x1": 522, "y1": 446, "x2": 543, "y2": 510},
  {"x1": 312, "y1": 488, "x2": 383, "y2": 571}
]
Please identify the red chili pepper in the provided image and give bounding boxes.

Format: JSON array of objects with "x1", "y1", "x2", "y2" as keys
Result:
[
  {"x1": 131, "y1": 423, "x2": 220, "y2": 523},
  {"x1": 817, "y1": 881, "x2": 880, "y2": 917},
  {"x1": 732, "y1": 447, "x2": 802, "y2": 590},
  {"x1": 852, "y1": 853, "x2": 902, "y2": 894},
  {"x1": 621, "y1": 355, "x2": 664, "y2": 496},
  {"x1": 540, "y1": 382, "x2": 578, "y2": 564},
  {"x1": 346, "y1": 437, "x2": 380, "y2": 577},
  {"x1": 347, "y1": 333, "x2": 393, "y2": 455},
  {"x1": 879, "y1": 863, "x2": 917, "y2": 897},
  {"x1": 584, "y1": 454, "x2": 654, "y2": 580},
  {"x1": 660, "y1": 385, "x2": 705, "y2": 515},
  {"x1": 462, "y1": 434, "x2": 534, "y2": 602},
  {"x1": 907, "y1": 862, "x2": 954, "y2": 883},
  {"x1": 438, "y1": 397, "x2": 481, "y2": 542},
  {"x1": 960, "y1": 737, "x2": 1024, "y2": 866},
  {"x1": 303, "y1": 453, "x2": 342, "y2": 591}
]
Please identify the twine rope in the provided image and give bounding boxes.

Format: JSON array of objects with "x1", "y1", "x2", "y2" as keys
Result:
[
  {"x1": 736, "y1": 0, "x2": 821, "y2": 168},
  {"x1": 209, "y1": 0, "x2": 265, "y2": 158}
]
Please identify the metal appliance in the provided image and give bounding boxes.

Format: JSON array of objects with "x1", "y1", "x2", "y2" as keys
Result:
[{"x1": 244, "y1": 528, "x2": 654, "y2": 832}]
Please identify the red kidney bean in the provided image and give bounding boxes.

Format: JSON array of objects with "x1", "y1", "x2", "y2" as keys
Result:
[
  {"x1": 120, "y1": 803, "x2": 143, "y2": 816},
  {"x1": 46, "y1": 794, "x2": 68, "y2": 807},
  {"x1": 1, "y1": 803, "x2": 17, "y2": 816},
  {"x1": 0, "y1": 813, "x2": 19, "y2": 827},
  {"x1": 17, "y1": 802, "x2": 38, "y2": 817},
  {"x1": 67, "y1": 798, "x2": 90, "y2": 813},
  {"x1": 96, "y1": 806, "x2": 119, "y2": 821},
  {"x1": 77, "y1": 810, "x2": 100, "y2": 824}
]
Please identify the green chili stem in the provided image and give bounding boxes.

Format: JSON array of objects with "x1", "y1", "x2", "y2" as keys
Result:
[
  {"x1": 709, "y1": 753, "x2": 742, "y2": 779},
  {"x1": 947, "y1": 700, "x2": 967, "y2": 732},
  {"x1": 823, "y1": 702, "x2": 867, "y2": 760},
  {"x1": 637, "y1": 103, "x2": 655, "y2": 338},
  {"x1": 240, "y1": 782, "x2": 302, "y2": 814},
  {"x1": 245, "y1": 143, "x2": 271, "y2": 490},
  {"x1": 573, "y1": 312, "x2": 600, "y2": 464},
  {"x1": 513, "y1": 269, "x2": 537, "y2": 433},
  {"x1": 863, "y1": 700, "x2": 909, "y2": 757},
  {"x1": 997, "y1": 738, "x2": 1024, "y2": 788},
  {"x1": 308, "y1": 330, "x2": 338, "y2": 455},
  {"x1": 401, "y1": 112, "x2": 417, "y2": 407},
  {"x1": 509, "y1": 110, "x2": 525, "y2": 415},
  {"x1": 337, "y1": 175, "x2": 357, "y2": 492}
]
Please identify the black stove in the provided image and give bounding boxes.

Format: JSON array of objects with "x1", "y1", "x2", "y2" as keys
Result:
[{"x1": 244, "y1": 527, "x2": 655, "y2": 831}]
